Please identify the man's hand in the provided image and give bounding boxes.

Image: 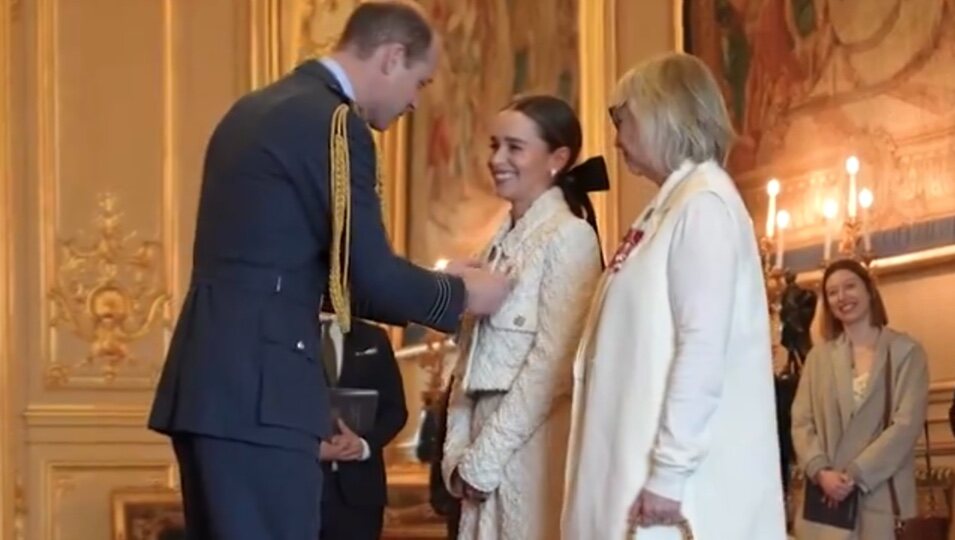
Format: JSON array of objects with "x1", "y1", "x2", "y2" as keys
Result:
[
  {"x1": 318, "y1": 441, "x2": 341, "y2": 462},
  {"x1": 627, "y1": 489, "x2": 683, "y2": 530},
  {"x1": 331, "y1": 419, "x2": 365, "y2": 461},
  {"x1": 460, "y1": 268, "x2": 512, "y2": 316},
  {"x1": 443, "y1": 258, "x2": 483, "y2": 276}
]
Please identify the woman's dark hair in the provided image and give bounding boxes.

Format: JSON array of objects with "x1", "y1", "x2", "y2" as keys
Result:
[
  {"x1": 504, "y1": 95, "x2": 609, "y2": 260},
  {"x1": 506, "y1": 95, "x2": 583, "y2": 176},
  {"x1": 820, "y1": 258, "x2": 889, "y2": 340}
]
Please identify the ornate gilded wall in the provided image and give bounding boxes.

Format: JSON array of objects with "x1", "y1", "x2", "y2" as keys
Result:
[
  {"x1": 2, "y1": 0, "x2": 249, "y2": 537},
  {"x1": 0, "y1": 1, "x2": 619, "y2": 537},
  {"x1": 1, "y1": 1, "x2": 953, "y2": 538}
]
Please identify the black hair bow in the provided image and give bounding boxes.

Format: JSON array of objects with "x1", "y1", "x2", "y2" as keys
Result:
[{"x1": 557, "y1": 156, "x2": 610, "y2": 267}]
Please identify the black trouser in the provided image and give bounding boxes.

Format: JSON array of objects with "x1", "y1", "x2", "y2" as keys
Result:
[{"x1": 173, "y1": 435, "x2": 322, "y2": 540}]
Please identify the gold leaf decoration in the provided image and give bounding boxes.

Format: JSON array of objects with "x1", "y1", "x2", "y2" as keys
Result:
[{"x1": 47, "y1": 193, "x2": 169, "y2": 386}]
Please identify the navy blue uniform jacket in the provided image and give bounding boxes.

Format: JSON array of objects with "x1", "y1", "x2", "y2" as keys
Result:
[{"x1": 148, "y1": 60, "x2": 464, "y2": 453}]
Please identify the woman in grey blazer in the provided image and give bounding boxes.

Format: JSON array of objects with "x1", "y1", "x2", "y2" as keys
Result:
[{"x1": 791, "y1": 258, "x2": 930, "y2": 539}]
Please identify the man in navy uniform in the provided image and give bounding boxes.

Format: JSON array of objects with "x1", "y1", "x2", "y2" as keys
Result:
[
  {"x1": 317, "y1": 313, "x2": 407, "y2": 540},
  {"x1": 147, "y1": 2, "x2": 510, "y2": 538}
]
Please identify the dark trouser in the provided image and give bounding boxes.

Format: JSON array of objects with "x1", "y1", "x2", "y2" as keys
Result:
[
  {"x1": 319, "y1": 500, "x2": 384, "y2": 540},
  {"x1": 446, "y1": 501, "x2": 461, "y2": 539},
  {"x1": 173, "y1": 434, "x2": 322, "y2": 540}
]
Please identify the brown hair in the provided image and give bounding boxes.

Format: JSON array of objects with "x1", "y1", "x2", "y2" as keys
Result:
[
  {"x1": 505, "y1": 95, "x2": 582, "y2": 176},
  {"x1": 820, "y1": 258, "x2": 889, "y2": 340},
  {"x1": 336, "y1": 1, "x2": 434, "y2": 65}
]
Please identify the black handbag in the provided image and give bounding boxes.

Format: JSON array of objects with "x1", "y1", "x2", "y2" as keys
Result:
[
  {"x1": 885, "y1": 352, "x2": 950, "y2": 540},
  {"x1": 802, "y1": 477, "x2": 859, "y2": 529}
]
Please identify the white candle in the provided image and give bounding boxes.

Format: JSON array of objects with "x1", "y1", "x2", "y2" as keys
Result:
[
  {"x1": 822, "y1": 198, "x2": 838, "y2": 261},
  {"x1": 775, "y1": 210, "x2": 790, "y2": 269},
  {"x1": 766, "y1": 179, "x2": 780, "y2": 238},
  {"x1": 859, "y1": 188, "x2": 874, "y2": 252},
  {"x1": 846, "y1": 156, "x2": 860, "y2": 220}
]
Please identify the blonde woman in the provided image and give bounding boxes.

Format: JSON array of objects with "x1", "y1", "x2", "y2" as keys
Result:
[
  {"x1": 791, "y1": 259, "x2": 929, "y2": 540},
  {"x1": 561, "y1": 53, "x2": 787, "y2": 540}
]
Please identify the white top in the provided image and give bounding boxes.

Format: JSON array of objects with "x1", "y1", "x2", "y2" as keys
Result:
[
  {"x1": 852, "y1": 373, "x2": 871, "y2": 408},
  {"x1": 643, "y1": 192, "x2": 738, "y2": 498}
]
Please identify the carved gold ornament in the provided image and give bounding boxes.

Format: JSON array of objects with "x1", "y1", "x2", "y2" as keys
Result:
[{"x1": 47, "y1": 193, "x2": 169, "y2": 386}]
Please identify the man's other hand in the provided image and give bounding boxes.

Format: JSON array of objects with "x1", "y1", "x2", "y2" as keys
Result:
[{"x1": 460, "y1": 268, "x2": 512, "y2": 315}]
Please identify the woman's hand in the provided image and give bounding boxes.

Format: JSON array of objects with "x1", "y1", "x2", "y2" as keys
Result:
[
  {"x1": 463, "y1": 481, "x2": 491, "y2": 503},
  {"x1": 816, "y1": 469, "x2": 855, "y2": 502},
  {"x1": 627, "y1": 489, "x2": 682, "y2": 530},
  {"x1": 451, "y1": 469, "x2": 491, "y2": 503}
]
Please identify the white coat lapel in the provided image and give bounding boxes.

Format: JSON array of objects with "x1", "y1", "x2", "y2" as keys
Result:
[
  {"x1": 498, "y1": 189, "x2": 564, "y2": 255},
  {"x1": 608, "y1": 160, "x2": 700, "y2": 275}
]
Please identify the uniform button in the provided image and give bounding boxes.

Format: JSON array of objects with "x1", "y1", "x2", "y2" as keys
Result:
[
  {"x1": 296, "y1": 340, "x2": 305, "y2": 350},
  {"x1": 514, "y1": 316, "x2": 525, "y2": 327}
]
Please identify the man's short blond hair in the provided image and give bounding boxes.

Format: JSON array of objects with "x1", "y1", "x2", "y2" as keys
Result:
[{"x1": 612, "y1": 53, "x2": 735, "y2": 175}]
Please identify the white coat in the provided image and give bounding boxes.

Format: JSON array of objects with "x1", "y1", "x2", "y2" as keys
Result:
[
  {"x1": 562, "y1": 161, "x2": 787, "y2": 540},
  {"x1": 442, "y1": 187, "x2": 602, "y2": 540}
]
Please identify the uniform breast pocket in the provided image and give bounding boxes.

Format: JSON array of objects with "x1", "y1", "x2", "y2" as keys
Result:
[{"x1": 256, "y1": 301, "x2": 328, "y2": 437}]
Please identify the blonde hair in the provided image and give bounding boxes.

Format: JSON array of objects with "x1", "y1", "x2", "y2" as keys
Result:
[{"x1": 612, "y1": 53, "x2": 735, "y2": 175}]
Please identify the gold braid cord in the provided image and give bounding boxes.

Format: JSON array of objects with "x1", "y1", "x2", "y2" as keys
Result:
[
  {"x1": 328, "y1": 104, "x2": 385, "y2": 333},
  {"x1": 372, "y1": 136, "x2": 387, "y2": 230},
  {"x1": 329, "y1": 104, "x2": 353, "y2": 333}
]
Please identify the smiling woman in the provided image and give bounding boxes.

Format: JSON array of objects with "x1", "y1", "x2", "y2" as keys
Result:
[
  {"x1": 792, "y1": 258, "x2": 930, "y2": 540},
  {"x1": 440, "y1": 96, "x2": 604, "y2": 540}
]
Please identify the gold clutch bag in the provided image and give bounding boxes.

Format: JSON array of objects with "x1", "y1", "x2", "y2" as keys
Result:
[{"x1": 631, "y1": 520, "x2": 695, "y2": 540}]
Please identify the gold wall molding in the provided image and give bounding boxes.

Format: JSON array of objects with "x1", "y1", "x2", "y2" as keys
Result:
[
  {"x1": 161, "y1": 0, "x2": 179, "y2": 332},
  {"x1": 24, "y1": 404, "x2": 152, "y2": 429},
  {"x1": 36, "y1": 0, "x2": 177, "y2": 390},
  {"x1": 40, "y1": 460, "x2": 176, "y2": 540},
  {"x1": 579, "y1": 0, "x2": 620, "y2": 256},
  {"x1": 13, "y1": 474, "x2": 24, "y2": 540},
  {"x1": 248, "y1": 0, "x2": 282, "y2": 89},
  {"x1": 111, "y1": 486, "x2": 184, "y2": 540},
  {"x1": 46, "y1": 194, "x2": 170, "y2": 388},
  {"x1": 1, "y1": 0, "x2": 13, "y2": 535}
]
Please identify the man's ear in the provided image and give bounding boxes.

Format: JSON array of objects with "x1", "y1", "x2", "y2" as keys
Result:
[{"x1": 378, "y1": 43, "x2": 407, "y2": 75}]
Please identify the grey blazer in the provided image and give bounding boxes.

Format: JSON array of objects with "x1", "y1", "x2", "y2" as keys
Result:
[{"x1": 791, "y1": 328, "x2": 929, "y2": 539}]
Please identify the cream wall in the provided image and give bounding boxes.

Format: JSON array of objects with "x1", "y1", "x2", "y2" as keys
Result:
[
  {"x1": 3, "y1": 0, "x2": 247, "y2": 538},
  {"x1": 611, "y1": 0, "x2": 679, "y2": 237}
]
